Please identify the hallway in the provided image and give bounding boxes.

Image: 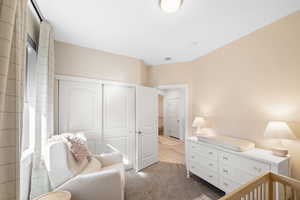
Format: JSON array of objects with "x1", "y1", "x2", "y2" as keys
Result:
[{"x1": 158, "y1": 136, "x2": 185, "y2": 164}]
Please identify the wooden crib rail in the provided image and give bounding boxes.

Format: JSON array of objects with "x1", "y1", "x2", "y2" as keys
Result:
[{"x1": 219, "y1": 172, "x2": 300, "y2": 200}]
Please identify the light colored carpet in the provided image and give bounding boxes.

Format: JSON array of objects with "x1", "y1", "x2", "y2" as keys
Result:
[
  {"x1": 159, "y1": 136, "x2": 185, "y2": 164},
  {"x1": 125, "y1": 162, "x2": 224, "y2": 200},
  {"x1": 159, "y1": 136, "x2": 182, "y2": 146}
]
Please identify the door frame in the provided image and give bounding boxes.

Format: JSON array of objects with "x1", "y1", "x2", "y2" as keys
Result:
[{"x1": 157, "y1": 84, "x2": 188, "y2": 141}]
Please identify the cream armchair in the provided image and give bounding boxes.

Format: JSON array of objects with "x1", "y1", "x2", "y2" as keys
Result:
[{"x1": 45, "y1": 140, "x2": 125, "y2": 200}]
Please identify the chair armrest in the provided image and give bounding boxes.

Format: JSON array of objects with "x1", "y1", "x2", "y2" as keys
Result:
[
  {"x1": 55, "y1": 169, "x2": 123, "y2": 200},
  {"x1": 94, "y1": 152, "x2": 123, "y2": 167}
]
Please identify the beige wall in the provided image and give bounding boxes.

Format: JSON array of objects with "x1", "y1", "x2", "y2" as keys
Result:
[
  {"x1": 53, "y1": 41, "x2": 149, "y2": 132},
  {"x1": 150, "y1": 63, "x2": 196, "y2": 134},
  {"x1": 55, "y1": 41, "x2": 148, "y2": 85},
  {"x1": 148, "y1": 11, "x2": 300, "y2": 179}
]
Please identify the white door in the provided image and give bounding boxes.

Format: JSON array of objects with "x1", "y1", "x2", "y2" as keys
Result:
[
  {"x1": 165, "y1": 98, "x2": 181, "y2": 139},
  {"x1": 59, "y1": 80, "x2": 101, "y2": 153},
  {"x1": 136, "y1": 86, "x2": 158, "y2": 171},
  {"x1": 102, "y1": 84, "x2": 135, "y2": 168}
]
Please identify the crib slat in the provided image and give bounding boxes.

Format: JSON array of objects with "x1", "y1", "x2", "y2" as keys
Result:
[
  {"x1": 265, "y1": 182, "x2": 268, "y2": 200},
  {"x1": 258, "y1": 185, "x2": 262, "y2": 200},
  {"x1": 268, "y1": 180, "x2": 273, "y2": 200},
  {"x1": 262, "y1": 185, "x2": 264, "y2": 200},
  {"x1": 262, "y1": 184, "x2": 264, "y2": 200},
  {"x1": 246, "y1": 193, "x2": 249, "y2": 200},
  {"x1": 293, "y1": 189, "x2": 297, "y2": 200},
  {"x1": 283, "y1": 183, "x2": 286, "y2": 200}
]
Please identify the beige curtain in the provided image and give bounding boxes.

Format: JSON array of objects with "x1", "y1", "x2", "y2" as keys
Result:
[
  {"x1": 0, "y1": 0, "x2": 28, "y2": 199},
  {"x1": 29, "y1": 21, "x2": 55, "y2": 199}
]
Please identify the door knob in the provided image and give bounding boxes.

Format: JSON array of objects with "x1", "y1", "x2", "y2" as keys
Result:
[{"x1": 137, "y1": 131, "x2": 142, "y2": 135}]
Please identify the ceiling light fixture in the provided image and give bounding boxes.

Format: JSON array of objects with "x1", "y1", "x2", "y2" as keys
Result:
[{"x1": 160, "y1": 0, "x2": 183, "y2": 14}]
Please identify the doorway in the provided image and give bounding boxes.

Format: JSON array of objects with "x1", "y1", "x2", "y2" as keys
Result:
[{"x1": 157, "y1": 85, "x2": 188, "y2": 164}]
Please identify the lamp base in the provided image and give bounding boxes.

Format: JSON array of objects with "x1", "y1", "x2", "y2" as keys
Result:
[{"x1": 271, "y1": 148, "x2": 288, "y2": 157}]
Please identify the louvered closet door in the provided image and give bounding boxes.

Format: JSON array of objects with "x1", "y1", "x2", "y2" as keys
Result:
[
  {"x1": 59, "y1": 80, "x2": 102, "y2": 153},
  {"x1": 102, "y1": 84, "x2": 135, "y2": 168}
]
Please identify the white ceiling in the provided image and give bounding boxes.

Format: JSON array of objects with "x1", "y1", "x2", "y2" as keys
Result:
[{"x1": 36, "y1": 0, "x2": 300, "y2": 66}]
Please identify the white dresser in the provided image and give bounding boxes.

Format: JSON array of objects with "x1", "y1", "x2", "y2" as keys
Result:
[{"x1": 186, "y1": 137, "x2": 290, "y2": 194}]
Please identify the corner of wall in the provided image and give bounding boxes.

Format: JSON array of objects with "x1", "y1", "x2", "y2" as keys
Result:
[{"x1": 138, "y1": 61, "x2": 152, "y2": 86}]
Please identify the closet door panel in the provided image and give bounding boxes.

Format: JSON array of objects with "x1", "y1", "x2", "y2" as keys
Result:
[
  {"x1": 103, "y1": 84, "x2": 135, "y2": 167},
  {"x1": 59, "y1": 80, "x2": 101, "y2": 153}
]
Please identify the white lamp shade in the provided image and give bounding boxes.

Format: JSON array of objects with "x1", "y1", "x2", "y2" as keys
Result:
[
  {"x1": 160, "y1": 0, "x2": 183, "y2": 13},
  {"x1": 192, "y1": 117, "x2": 205, "y2": 128},
  {"x1": 264, "y1": 121, "x2": 296, "y2": 140}
]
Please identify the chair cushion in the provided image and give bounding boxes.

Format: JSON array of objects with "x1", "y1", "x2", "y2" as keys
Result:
[
  {"x1": 81, "y1": 157, "x2": 102, "y2": 174},
  {"x1": 100, "y1": 163, "x2": 125, "y2": 189}
]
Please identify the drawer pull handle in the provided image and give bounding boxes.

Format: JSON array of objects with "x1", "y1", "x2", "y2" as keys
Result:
[
  {"x1": 191, "y1": 166, "x2": 195, "y2": 169},
  {"x1": 209, "y1": 163, "x2": 213, "y2": 167},
  {"x1": 224, "y1": 182, "x2": 228, "y2": 186},
  {"x1": 191, "y1": 156, "x2": 195, "y2": 159},
  {"x1": 208, "y1": 152, "x2": 213, "y2": 155},
  {"x1": 223, "y1": 156, "x2": 228, "y2": 160},
  {"x1": 223, "y1": 169, "x2": 228, "y2": 173},
  {"x1": 209, "y1": 175, "x2": 213, "y2": 178}
]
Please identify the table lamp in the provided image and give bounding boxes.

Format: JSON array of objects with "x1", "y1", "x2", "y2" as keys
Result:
[
  {"x1": 192, "y1": 117, "x2": 205, "y2": 134},
  {"x1": 264, "y1": 121, "x2": 296, "y2": 157}
]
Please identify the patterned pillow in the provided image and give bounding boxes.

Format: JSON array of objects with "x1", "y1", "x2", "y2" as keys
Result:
[{"x1": 65, "y1": 133, "x2": 91, "y2": 163}]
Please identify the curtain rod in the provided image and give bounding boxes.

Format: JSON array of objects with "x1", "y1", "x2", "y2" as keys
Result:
[{"x1": 30, "y1": 0, "x2": 43, "y2": 22}]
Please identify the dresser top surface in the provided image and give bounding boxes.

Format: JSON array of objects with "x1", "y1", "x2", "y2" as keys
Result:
[{"x1": 188, "y1": 136, "x2": 289, "y2": 165}]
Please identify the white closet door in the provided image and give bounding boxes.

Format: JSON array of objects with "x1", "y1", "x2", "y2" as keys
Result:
[
  {"x1": 59, "y1": 80, "x2": 101, "y2": 153},
  {"x1": 102, "y1": 84, "x2": 135, "y2": 168},
  {"x1": 166, "y1": 98, "x2": 181, "y2": 139},
  {"x1": 136, "y1": 86, "x2": 158, "y2": 171}
]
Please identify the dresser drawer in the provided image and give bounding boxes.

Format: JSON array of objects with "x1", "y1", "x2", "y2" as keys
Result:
[
  {"x1": 220, "y1": 152, "x2": 269, "y2": 176},
  {"x1": 189, "y1": 160, "x2": 219, "y2": 187},
  {"x1": 190, "y1": 141, "x2": 219, "y2": 161},
  {"x1": 219, "y1": 176, "x2": 239, "y2": 193},
  {"x1": 190, "y1": 152, "x2": 218, "y2": 172},
  {"x1": 219, "y1": 164, "x2": 254, "y2": 185}
]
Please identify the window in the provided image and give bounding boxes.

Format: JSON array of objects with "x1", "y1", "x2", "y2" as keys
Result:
[{"x1": 22, "y1": 36, "x2": 38, "y2": 155}]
